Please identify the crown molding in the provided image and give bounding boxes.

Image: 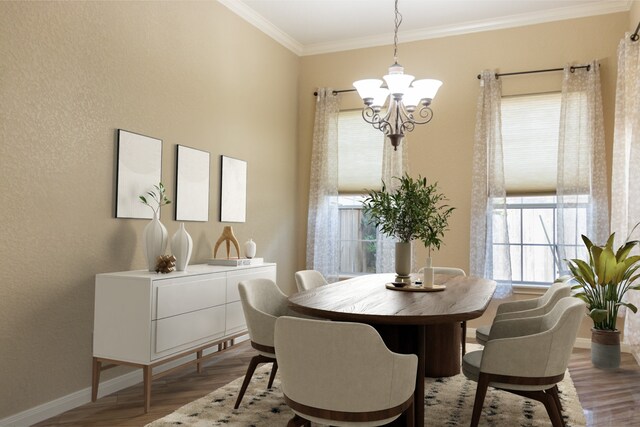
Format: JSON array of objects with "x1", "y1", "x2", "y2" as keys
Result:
[
  {"x1": 301, "y1": 0, "x2": 631, "y2": 56},
  {"x1": 217, "y1": 0, "x2": 303, "y2": 56}
]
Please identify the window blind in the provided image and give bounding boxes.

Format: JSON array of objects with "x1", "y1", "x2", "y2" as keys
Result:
[
  {"x1": 501, "y1": 92, "x2": 561, "y2": 195},
  {"x1": 338, "y1": 110, "x2": 384, "y2": 193}
]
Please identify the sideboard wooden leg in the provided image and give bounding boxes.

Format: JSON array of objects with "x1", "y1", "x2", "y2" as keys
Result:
[
  {"x1": 196, "y1": 350, "x2": 203, "y2": 373},
  {"x1": 91, "y1": 358, "x2": 101, "y2": 402},
  {"x1": 143, "y1": 365, "x2": 152, "y2": 413}
]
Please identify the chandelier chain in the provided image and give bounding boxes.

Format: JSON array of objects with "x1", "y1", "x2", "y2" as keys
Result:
[{"x1": 393, "y1": 0, "x2": 402, "y2": 64}]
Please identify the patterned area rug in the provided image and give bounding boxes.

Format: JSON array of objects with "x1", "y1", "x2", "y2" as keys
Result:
[{"x1": 147, "y1": 360, "x2": 586, "y2": 426}]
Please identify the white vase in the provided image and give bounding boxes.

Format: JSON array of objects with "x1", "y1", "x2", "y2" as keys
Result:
[
  {"x1": 244, "y1": 238, "x2": 257, "y2": 259},
  {"x1": 421, "y1": 257, "x2": 434, "y2": 288},
  {"x1": 395, "y1": 241, "x2": 412, "y2": 278},
  {"x1": 142, "y1": 212, "x2": 168, "y2": 272},
  {"x1": 171, "y1": 223, "x2": 193, "y2": 271}
]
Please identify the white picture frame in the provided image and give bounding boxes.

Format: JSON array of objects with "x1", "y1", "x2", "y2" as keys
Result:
[
  {"x1": 115, "y1": 129, "x2": 162, "y2": 219},
  {"x1": 175, "y1": 145, "x2": 210, "y2": 222},
  {"x1": 220, "y1": 156, "x2": 247, "y2": 223}
]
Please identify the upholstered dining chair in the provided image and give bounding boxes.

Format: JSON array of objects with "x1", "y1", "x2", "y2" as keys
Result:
[
  {"x1": 462, "y1": 297, "x2": 585, "y2": 427},
  {"x1": 475, "y1": 278, "x2": 572, "y2": 346},
  {"x1": 294, "y1": 269, "x2": 328, "y2": 292},
  {"x1": 234, "y1": 278, "x2": 298, "y2": 409},
  {"x1": 275, "y1": 316, "x2": 418, "y2": 427},
  {"x1": 430, "y1": 267, "x2": 468, "y2": 354}
]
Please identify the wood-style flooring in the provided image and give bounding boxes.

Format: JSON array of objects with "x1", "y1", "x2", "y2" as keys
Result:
[{"x1": 34, "y1": 340, "x2": 640, "y2": 427}]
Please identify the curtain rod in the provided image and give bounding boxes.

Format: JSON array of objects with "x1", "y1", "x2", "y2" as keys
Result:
[
  {"x1": 632, "y1": 21, "x2": 640, "y2": 42},
  {"x1": 313, "y1": 88, "x2": 356, "y2": 96},
  {"x1": 476, "y1": 64, "x2": 592, "y2": 80}
]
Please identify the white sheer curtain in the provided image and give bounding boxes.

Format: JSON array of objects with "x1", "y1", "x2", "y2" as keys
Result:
[
  {"x1": 556, "y1": 61, "x2": 609, "y2": 267},
  {"x1": 610, "y1": 35, "x2": 640, "y2": 357},
  {"x1": 470, "y1": 70, "x2": 512, "y2": 297},
  {"x1": 375, "y1": 138, "x2": 409, "y2": 273},
  {"x1": 306, "y1": 88, "x2": 340, "y2": 282}
]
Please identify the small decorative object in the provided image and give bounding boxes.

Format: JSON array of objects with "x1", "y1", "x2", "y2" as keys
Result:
[
  {"x1": 115, "y1": 129, "x2": 162, "y2": 219},
  {"x1": 213, "y1": 226, "x2": 241, "y2": 259},
  {"x1": 155, "y1": 255, "x2": 176, "y2": 274},
  {"x1": 363, "y1": 174, "x2": 454, "y2": 283},
  {"x1": 566, "y1": 226, "x2": 640, "y2": 369},
  {"x1": 140, "y1": 183, "x2": 171, "y2": 272},
  {"x1": 419, "y1": 257, "x2": 435, "y2": 288},
  {"x1": 220, "y1": 156, "x2": 247, "y2": 222},
  {"x1": 175, "y1": 145, "x2": 210, "y2": 222},
  {"x1": 244, "y1": 238, "x2": 257, "y2": 259},
  {"x1": 171, "y1": 223, "x2": 193, "y2": 271}
]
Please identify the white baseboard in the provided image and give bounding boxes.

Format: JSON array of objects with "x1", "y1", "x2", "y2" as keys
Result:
[
  {"x1": 468, "y1": 327, "x2": 632, "y2": 353},
  {"x1": 0, "y1": 335, "x2": 248, "y2": 427}
]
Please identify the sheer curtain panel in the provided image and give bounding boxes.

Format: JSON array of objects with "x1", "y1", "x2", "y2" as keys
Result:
[
  {"x1": 556, "y1": 62, "x2": 609, "y2": 266},
  {"x1": 306, "y1": 88, "x2": 340, "y2": 282},
  {"x1": 610, "y1": 36, "x2": 640, "y2": 358},
  {"x1": 470, "y1": 70, "x2": 512, "y2": 297}
]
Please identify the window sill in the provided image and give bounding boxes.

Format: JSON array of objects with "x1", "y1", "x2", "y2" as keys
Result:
[{"x1": 512, "y1": 283, "x2": 550, "y2": 295}]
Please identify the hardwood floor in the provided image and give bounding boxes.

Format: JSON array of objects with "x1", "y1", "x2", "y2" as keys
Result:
[{"x1": 34, "y1": 340, "x2": 640, "y2": 426}]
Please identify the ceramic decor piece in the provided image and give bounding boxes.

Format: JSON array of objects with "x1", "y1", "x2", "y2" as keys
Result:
[
  {"x1": 143, "y1": 212, "x2": 168, "y2": 272},
  {"x1": 171, "y1": 223, "x2": 193, "y2": 271},
  {"x1": 244, "y1": 238, "x2": 257, "y2": 259}
]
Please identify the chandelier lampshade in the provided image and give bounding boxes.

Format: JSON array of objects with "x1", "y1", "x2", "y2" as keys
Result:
[{"x1": 353, "y1": 0, "x2": 442, "y2": 150}]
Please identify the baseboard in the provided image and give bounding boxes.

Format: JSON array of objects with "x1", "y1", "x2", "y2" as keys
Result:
[
  {"x1": 0, "y1": 335, "x2": 248, "y2": 427},
  {"x1": 468, "y1": 327, "x2": 632, "y2": 353}
]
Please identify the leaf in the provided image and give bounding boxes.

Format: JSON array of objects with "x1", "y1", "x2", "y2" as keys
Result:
[
  {"x1": 617, "y1": 302, "x2": 638, "y2": 314},
  {"x1": 139, "y1": 196, "x2": 147, "y2": 204},
  {"x1": 589, "y1": 308, "x2": 608, "y2": 323},
  {"x1": 605, "y1": 232, "x2": 616, "y2": 251},
  {"x1": 615, "y1": 240, "x2": 639, "y2": 262},
  {"x1": 597, "y1": 247, "x2": 617, "y2": 284}
]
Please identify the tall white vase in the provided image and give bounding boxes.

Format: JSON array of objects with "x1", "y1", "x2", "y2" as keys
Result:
[
  {"x1": 395, "y1": 241, "x2": 412, "y2": 278},
  {"x1": 171, "y1": 223, "x2": 193, "y2": 271},
  {"x1": 143, "y1": 212, "x2": 168, "y2": 272}
]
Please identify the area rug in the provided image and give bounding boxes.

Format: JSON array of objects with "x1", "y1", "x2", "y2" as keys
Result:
[{"x1": 147, "y1": 357, "x2": 586, "y2": 427}]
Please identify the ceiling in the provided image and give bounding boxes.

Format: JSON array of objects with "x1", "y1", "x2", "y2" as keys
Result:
[{"x1": 218, "y1": 0, "x2": 631, "y2": 55}]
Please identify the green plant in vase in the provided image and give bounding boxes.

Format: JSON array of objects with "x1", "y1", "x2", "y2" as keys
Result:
[
  {"x1": 139, "y1": 182, "x2": 171, "y2": 215},
  {"x1": 362, "y1": 174, "x2": 454, "y2": 281},
  {"x1": 566, "y1": 227, "x2": 640, "y2": 368}
]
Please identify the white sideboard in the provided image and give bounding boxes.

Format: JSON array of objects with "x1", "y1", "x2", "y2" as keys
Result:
[{"x1": 92, "y1": 263, "x2": 276, "y2": 412}]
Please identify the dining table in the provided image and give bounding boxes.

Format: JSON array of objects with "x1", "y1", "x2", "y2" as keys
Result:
[{"x1": 288, "y1": 272, "x2": 496, "y2": 427}]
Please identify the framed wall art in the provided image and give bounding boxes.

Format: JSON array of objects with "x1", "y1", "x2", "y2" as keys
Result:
[
  {"x1": 219, "y1": 155, "x2": 247, "y2": 223},
  {"x1": 175, "y1": 145, "x2": 210, "y2": 221},
  {"x1": 115, "y1": 129, "x2": 162, "y2": 219}
]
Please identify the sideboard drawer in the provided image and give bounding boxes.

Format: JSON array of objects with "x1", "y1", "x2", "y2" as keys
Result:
[
  {"x1": 153, "y1": 305, "x2": 225, "y2": 356},
  {"x1": 155, "y1": 274, "x2": 226, "y2": 320},
  {"x1": 226, "y1": 266, "x2": 277, "y2": 303},
  {"x1": 225, "y1": 301, "x2": 246, "y2": 336}
]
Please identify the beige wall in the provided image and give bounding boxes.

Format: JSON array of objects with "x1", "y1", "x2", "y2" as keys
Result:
[
  {"x1": 297, "y1": 12, "x2": 627, "y2": 339},
  {"x1": 0, "y1": 1, "x2": 299, "y2": 418},
  {"x1": 631, "y1": 0, "x2": 640, "y2": 30}
]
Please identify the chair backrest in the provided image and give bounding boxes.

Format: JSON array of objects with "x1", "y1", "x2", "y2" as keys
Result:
[
  {"x1": 294, "y1": 270, "x2": 328, "y2": 292},
  {"x1": 275, "y1": 316, "x2": 417, "y2": 414},
  {"x1": 484, "y1": 297, "x2": 585, "y2": 378},
  {"x1": 433, "y1": 267, "x2": 466, "y2": 276},
  {"x1": 238, "y1": 278, "x2": 290, "y2": 348},
  {"x1": 496, "y1": 281, "x2": 572, "y2": 321},
  {"x1": 539, "y1": 279, "x2": 573, "y2": 307}
]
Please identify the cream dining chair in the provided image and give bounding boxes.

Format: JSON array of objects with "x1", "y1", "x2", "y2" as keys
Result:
[
  {"x1": 462, "y1": 297, "x2": 585, "y2": 427},
  {"x1": 275, "y1": 316, "x2": 418, "y2": 427},
  {"x1": 475, "y1": 278, "x2": 572, "y2": 346},
  {"x1": 234, "y1": 278, "x2": 299, "y2": 409},
  {"x1": 294, "y1": 269, "x2": 328, "y2": 292}
]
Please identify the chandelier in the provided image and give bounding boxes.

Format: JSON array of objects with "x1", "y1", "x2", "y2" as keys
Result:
[{"x1": 353, "y1": 0, "x2": 442, "y2": 150}]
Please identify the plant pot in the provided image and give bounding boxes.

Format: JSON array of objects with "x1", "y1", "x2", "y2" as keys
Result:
[
  {"x1": 591, "y1": 328, "x2": 621, "y2": 369},
  {"x1": 395, "y1": 241, "x2": 412, "y2": 278}
]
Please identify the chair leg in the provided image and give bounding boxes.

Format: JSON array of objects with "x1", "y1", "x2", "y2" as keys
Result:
[
  {"x1": 471, "y1": 373, "x2": 490, "y2": 427},
  {"x1": 461, "y1": 321, "x2": 467, "y2": 355},
  {"x1": 267, "y1": 360, "x2": 278, "y2": 389},
  {"x1": 234, "y1": 354, "x2": 272, "y2": 409},
  {"x1": 545, "y1": 387, "x2": 565, "y2": 427},
  {"x1": 405, "y1": 398, "x2": 415, "y2": 427},
  {"x1": 549, "y1": 385, "x2": 564, "y2": 417}
]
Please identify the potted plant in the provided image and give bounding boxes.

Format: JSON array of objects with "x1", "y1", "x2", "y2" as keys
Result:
[
  {"x1": 566, "y1": 229, "x2": 640, "y2": 368},
  {"x1": 362, "y1": 174, "x2": 454, "y2": 281}
]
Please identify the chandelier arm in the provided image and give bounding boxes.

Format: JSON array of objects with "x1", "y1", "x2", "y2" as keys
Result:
[{"x1": 361, "y1": 107, "x2": 392, "y2": 135}]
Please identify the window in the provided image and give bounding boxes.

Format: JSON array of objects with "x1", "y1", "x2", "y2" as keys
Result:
[
  {"x1": 337, "y1": 110, "x2": 383, "y2": 276},
  {"x1": 493, "y1": 93, "x2": 588, "y2": 285}
]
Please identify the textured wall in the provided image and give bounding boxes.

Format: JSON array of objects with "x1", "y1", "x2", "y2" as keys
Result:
[
  {"x1": 0, "y1": 1, "x2": 299, "y2": 418},
  {"x1": 297, "y1": 12, "x2": 627, "y2": 337},
  {"x1": 631, "y1": 1, "x2": 640, "y2": 31}
]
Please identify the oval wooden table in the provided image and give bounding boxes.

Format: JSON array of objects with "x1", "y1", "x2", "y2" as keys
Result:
[{"x1": 288, "y1": 273, "x2": 496, "y2": 427}]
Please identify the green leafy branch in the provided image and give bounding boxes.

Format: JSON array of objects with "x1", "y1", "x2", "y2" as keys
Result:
[{"x1": 139, "y1": 182, "x2": 171, "y2": 215}]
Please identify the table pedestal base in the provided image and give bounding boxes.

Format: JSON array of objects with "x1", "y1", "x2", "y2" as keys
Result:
[{"x1": 425, "y1": 322, "x2": 462, "y2": 377}]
